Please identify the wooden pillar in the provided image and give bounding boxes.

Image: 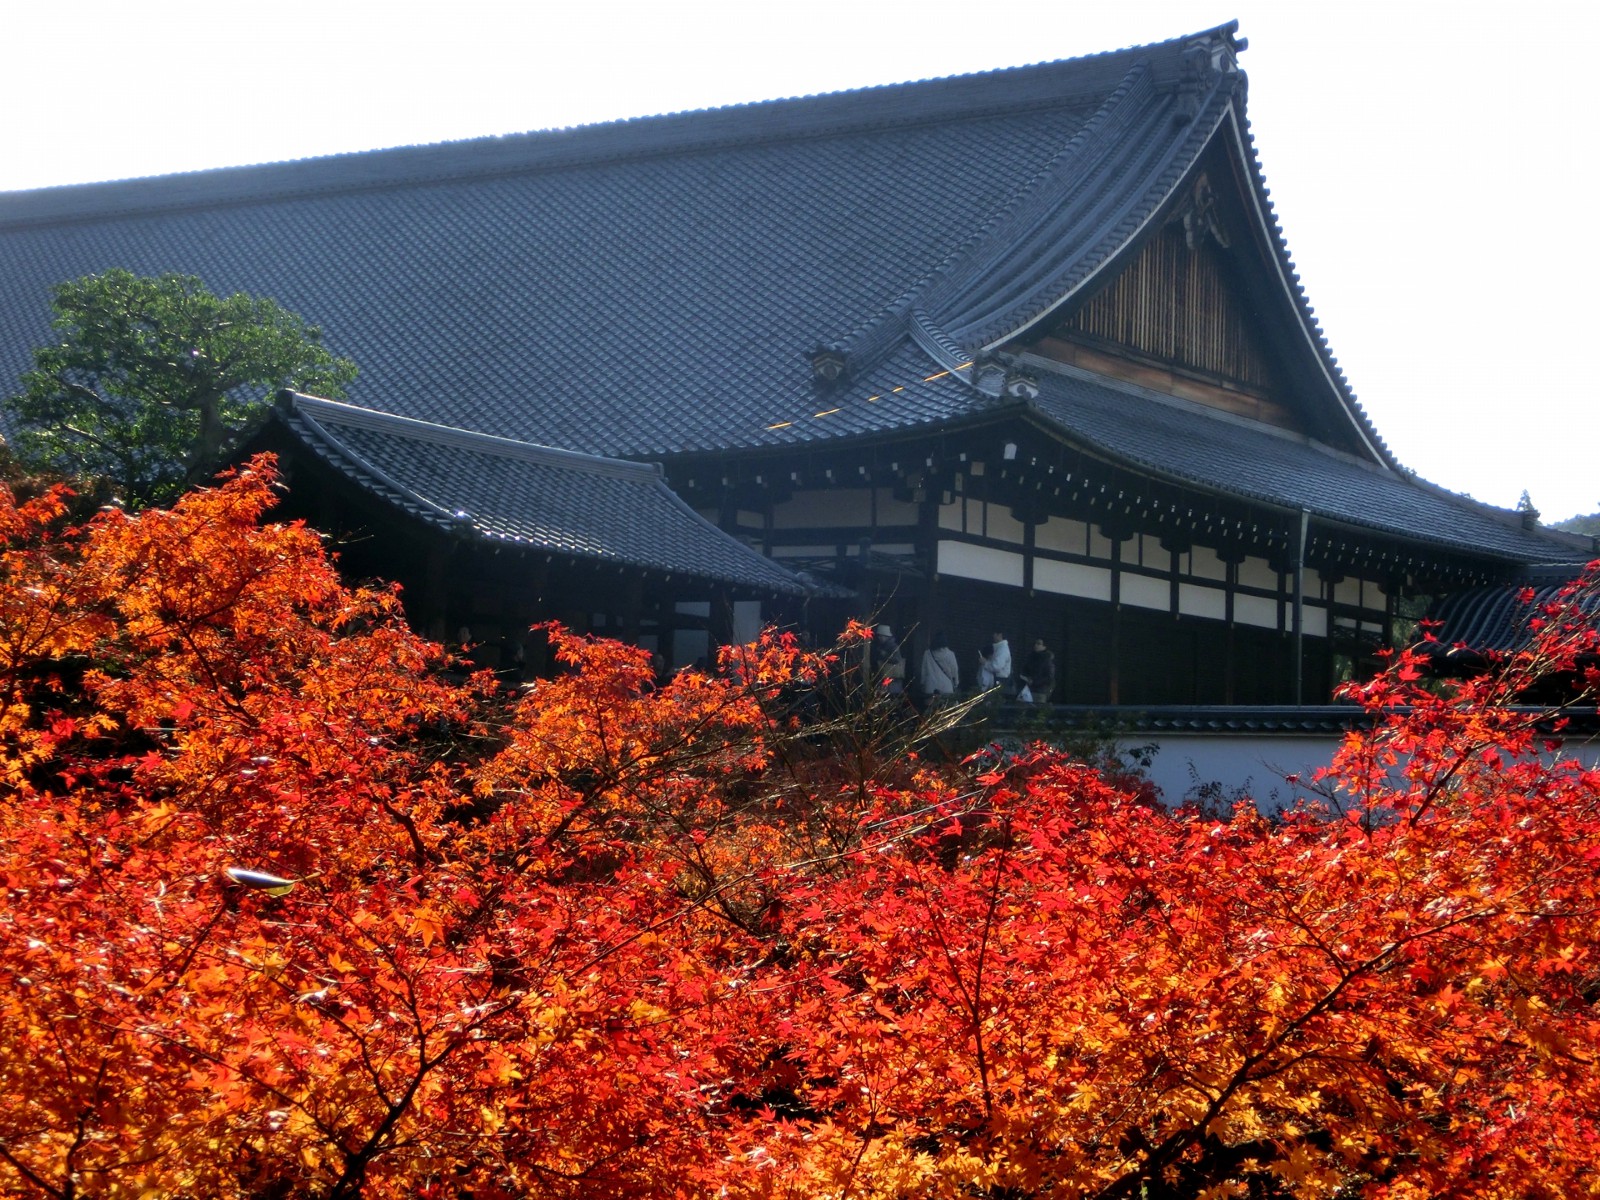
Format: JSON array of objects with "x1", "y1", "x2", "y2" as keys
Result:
[
  {"x1": 1220, "y1": 548, "x2": 1246, "y2": 705},
  {"x1": 620, "y1": 574, "x2": 644, "y2": 645},
  {"x1": 710, "y1": 587, "x2": 735, "y2": 657},
  {"x1": 916, "y1": 490, "x2": 942, "y2": 654},
  {"x1": 1292, "y1": 508, "x2": 1309, "y2": 706},
  {"x1": 1107, "y1": 533, "x2": 1122, "y2": 705}
]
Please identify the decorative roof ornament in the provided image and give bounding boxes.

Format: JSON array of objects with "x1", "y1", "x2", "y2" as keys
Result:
[
  {"x1": 1175, "y1": 28, "x2": 1244, "y2": 123},
  {"x1": 1002, "y1": 368, "x2": 1040, "y2": 401},
  {"x1": 1172, "y1": 173, "x2": 1231, "y2": 250},
  {"x1": 973, "y1": 358, "x2": 1009, "y2": 397},
  {"x1": 1517, "y1": 490, "x2": 1541, "y2": 530},
  {"x1": 810, "y1": 347, "x2": 849, "y2": 385}
]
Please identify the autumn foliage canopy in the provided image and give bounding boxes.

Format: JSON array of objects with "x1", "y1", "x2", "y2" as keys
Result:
[{"x1": 1, "y1": 460, "x2": 1597, "y2": 1199}]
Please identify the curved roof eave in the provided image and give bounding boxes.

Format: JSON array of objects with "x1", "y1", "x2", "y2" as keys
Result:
[
  {"x1": 824, "y1": 28, "x2": 1247, "y2": 387},
  {"x1": 1009, "y1": 372, "x2": 1590, "y2": 566},
  {"x1": 1216, "y1": 106, "x2": 1394, "y2": 469},
  {"x1": 960, "y1": 93, "x2": 1235, "y2": 356},
  {"x1": 272, "y1": 394, "x2": 814, "y2": 596}
]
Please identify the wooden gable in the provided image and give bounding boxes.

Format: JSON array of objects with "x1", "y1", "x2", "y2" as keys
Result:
[
  {"x1": 1062, "y1": 215, "x2": 1277, "y2": 393},
  {"x1": 1026, "y1": 223, "x2": 1303, "y2": 429},
  {"x1": 1014, "y1": 137, "x2": 1372, "y2": 456},
  {"x1": 1019, "y1": 161, "x2": 1313, "y2": 429}
]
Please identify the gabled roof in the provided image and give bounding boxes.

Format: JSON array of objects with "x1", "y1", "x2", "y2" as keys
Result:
[
  {"x1": 0, "y1": 23, "x2": 1321, "y2": 453},
  {"x1": 0, "y1": 23, "x2": 1577, "y2": 566},
  {"x1": 266, "y1": 393, "x2": 810, "y2": 595}
]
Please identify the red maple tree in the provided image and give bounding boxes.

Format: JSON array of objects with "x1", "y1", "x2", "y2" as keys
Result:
[{"x1": 1, "y1": 460, "x2": 1596, "y2": 1198}]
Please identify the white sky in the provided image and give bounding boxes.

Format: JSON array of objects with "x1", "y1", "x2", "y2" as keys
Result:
[{"x1": 4, "y1": 0, "x2": 1596, "y2": 522}]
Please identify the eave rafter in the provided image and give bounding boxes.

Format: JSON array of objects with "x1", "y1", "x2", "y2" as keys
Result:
[{"x1": 664, "y1": 412, "x2": 1508, "y2": 594}]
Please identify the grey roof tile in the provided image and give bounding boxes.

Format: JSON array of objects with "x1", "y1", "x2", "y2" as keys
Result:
[
  {"x1": 0, "y1": 21, "x2": 1577, "y2": 569},
  {"x1": 0, "y1": 31, "x2": 1215, "y2": 459},
  {"x1": 1027, "y1": 366, "x2": 1591, "y2": 563},
  {"x1": 274, "y1": 394, "x2": 809, "y2": 594}
]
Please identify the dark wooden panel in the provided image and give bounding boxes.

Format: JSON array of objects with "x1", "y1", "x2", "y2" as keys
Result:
[{"x1": 1053, "y1": 224, "x2": 1283, "y2": 396}]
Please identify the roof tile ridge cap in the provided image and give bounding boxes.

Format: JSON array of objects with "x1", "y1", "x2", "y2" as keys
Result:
[
  {"x1": 0, "y1": 31, "x2": 1228, "y2": 230},
  {"x1": 284, "y1": 393, "x2": 665, "y2": 481},
  {"x1": 908, "y1": 309, "x2": 978, "y2": 377},
  {"x1": 278, "y1": 394, "x2": 466, "y2": 529},
  {"x1": 915, "y1": 61, "x2": 1160, "y2": 321},
  {"x1": 959, "y1": 82, "x2": 1240, "y2": 350},
  {"x1": 1399, "y1": 471, "x2": 1599, "y2": 548},
  {"x1": 821, "y1": 58, "x2": 1159, "y2": 380},
  {"x1": 1230, "y1": 104, "x2": 1395, "y2": 469}
]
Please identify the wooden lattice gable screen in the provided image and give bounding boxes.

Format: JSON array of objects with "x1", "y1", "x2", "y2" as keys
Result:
[
  {"x1": 1022, "y1": 157, "x2": 1322, "y2": 438},
  {"x1": 1062, "y1": 210, "x2": 1278, "y2": 392}
]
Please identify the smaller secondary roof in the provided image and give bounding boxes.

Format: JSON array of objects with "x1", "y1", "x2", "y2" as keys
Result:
[
  {"x1": 268, "y1": 393, "x2": 811, "y2": 596},
  {"x1": 1425, "y1": 572, "x2": 1600, "y2": 658}
]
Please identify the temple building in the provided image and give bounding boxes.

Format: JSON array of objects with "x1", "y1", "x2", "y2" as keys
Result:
[{"x1": 1, "y1": 22, "x2": 1589, "y2": 704}]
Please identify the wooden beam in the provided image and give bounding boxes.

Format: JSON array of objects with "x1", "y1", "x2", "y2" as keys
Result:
[{"x1": 1031, "y1": 336, "x2": 1300, "y2": 430}]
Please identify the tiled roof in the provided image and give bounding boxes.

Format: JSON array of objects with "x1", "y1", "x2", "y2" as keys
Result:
[
  {"x1": 270, "y1": 393, "x2": 810, "y2": 595},
  {"x1": 1425, "y1": 574, "x2": 1600, "y2": 656},
  {"x1": 1025, "y1": 364, "x2": 1593, "y2": 563},
  {"x1": 0, "y1": 23, "x2": 1262, "y2": 455},
  {"x1": 0, "y1": 22, "x2": 1569, "y2": 567},
  {"x1": 0, "y1": 57, "x2": 1105, "y2": 455},
  {"x1": 995, "y1": 704, "x2": 1600, "y2": 737}
]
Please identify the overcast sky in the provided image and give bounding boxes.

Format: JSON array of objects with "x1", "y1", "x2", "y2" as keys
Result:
[{"x1": 4, "y1": 0, "x2": 1595, "y2": 522}]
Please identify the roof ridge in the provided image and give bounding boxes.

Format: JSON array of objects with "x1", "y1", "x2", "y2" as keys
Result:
[
  {"x1": 1398, "y1": 469, "x2": 1600, "y2": 555},
  {"x1": 274, "y1": 395, "x2": 813, "y2": 593},
  {"x1": 928, "y1": 63, "x2": 1175, "y2": 341},
  {"x1": 283, "y1": 399, "x2": 467, "y2": 530},
  {"x1": 0, "y1": 25, "x2": 1244, "y2": 231}
]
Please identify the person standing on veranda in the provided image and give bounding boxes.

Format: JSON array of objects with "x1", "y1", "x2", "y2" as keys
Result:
[
  {"x1": 976, "y1": 631, "x2": 1011, "y2": 693},
  {"x1": 919, "y1": 630, "x2": 959, "y2": 700},
  {"x1": 1018, "y1": 637, "x2": 1056, "y2": 704}
]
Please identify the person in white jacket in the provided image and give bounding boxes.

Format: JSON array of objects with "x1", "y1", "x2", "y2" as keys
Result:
[
  {"x1": 918, "y1": 630, "x2": 960, "y2": 698},
  {"x1": 976, "y1": 631, "x2": 1011, "y2": 692}
]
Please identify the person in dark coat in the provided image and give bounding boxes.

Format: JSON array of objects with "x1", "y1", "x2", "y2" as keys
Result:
[{"x1": 1018, "y1": 638, "x2": 1056, "y2": 704}]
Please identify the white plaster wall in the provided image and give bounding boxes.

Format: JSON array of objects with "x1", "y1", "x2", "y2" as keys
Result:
[
  {"x1": 1190, "y1": 545, "x2": 1227, "y2": 582},
  {"x1": 1120, "y1": 572, "x2": 1169, "y2": 611},
  {"x1": 1128, "y1": 733, "x2": 1341, "y2": 812},
  {"x1": 1234, "y1": 593, "x2": 1279, "y2": 630},
  {"x1": 1178, "y1": 582, "x2": 1227, "y2": 621},
  {"x1": 938, "y1": 540, "x2": 1025, "y2": 587},
  {"x1": 986, "y1": 504, "x2": 1027, "y2": 545},
  {"x1": 1035, "y1": 558, "x2": 1112, "y2": 601},
  {"x1": 1036, "y1": 515, "x2": 1090, "y2": 554},
  {"x1": 1237, "y1": 556, "x2": 1279, "y2": 591},
  {"x1": 1123, "y1": 732, "x2": 1600, "y2": 816},
  {"x1": 772, "y1": 488, "x2": 871, "y2": 528}
]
